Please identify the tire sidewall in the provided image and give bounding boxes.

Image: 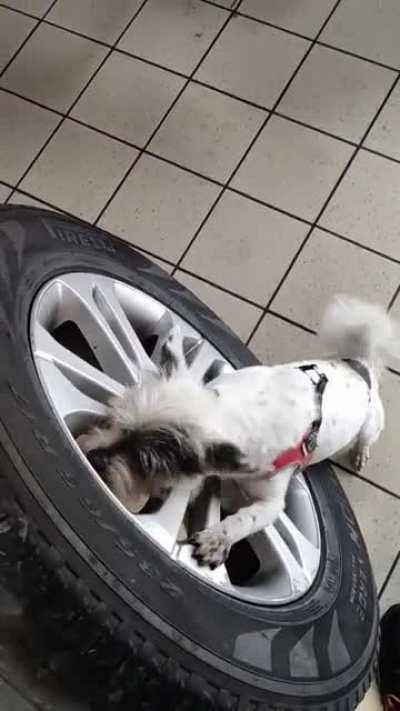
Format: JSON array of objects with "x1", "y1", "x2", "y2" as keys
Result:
[{"x1": 0, "y1": 207, "x2": 378, "y2": 702}]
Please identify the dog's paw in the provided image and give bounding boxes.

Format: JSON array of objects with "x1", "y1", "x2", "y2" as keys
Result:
[
  {"x1": 189, "y1": 528, "x2": 231, "y2": 570},
  {"x1": 352, "y1": 445, "x2": 370, "y2": 472}
]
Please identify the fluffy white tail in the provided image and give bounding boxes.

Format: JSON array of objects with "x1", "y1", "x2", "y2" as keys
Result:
[{"x1": 320, "y1": 295, "x2": 400, "y2": 365}]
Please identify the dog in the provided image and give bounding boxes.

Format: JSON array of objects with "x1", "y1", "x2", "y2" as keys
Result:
[{"x1": 77, "y1": 296, "x2": 399, "y2": 569}]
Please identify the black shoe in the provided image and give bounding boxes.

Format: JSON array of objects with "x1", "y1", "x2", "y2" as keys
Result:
[{"x1": 380, "y1": 605, "x2": 400, "y2": 711}]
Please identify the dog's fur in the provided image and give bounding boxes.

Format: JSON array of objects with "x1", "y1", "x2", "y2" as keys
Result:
[{"x1": 78, "y1": 297, "x2": 399, "y2": 568}]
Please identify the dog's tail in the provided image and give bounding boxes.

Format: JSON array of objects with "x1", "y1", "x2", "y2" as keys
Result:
[{"x1": 320, "y1": 295, "x2": 400, "y2": 368}]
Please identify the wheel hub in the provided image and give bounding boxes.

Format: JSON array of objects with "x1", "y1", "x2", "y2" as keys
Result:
[{"x1": 30, "y1": 272, "x2": 321, "y2": 605}]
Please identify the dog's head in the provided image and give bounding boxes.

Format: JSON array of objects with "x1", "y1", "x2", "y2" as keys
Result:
[
  {"x1": 77, "y1": 373, "x2": 251, "y2": 512},
  {"x1": 77, "y1": 417, "x2": 248, "y2": 513}
]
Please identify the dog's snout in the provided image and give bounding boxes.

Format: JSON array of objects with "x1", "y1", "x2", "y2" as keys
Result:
[{"x1": 87, "y1": 448, "x2": 110, "y2": 475}]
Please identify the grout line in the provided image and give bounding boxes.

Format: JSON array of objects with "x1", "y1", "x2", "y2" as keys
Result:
[
  {"x1": 0, "y1": 0, "x2": 59, "y2": 80},
  {"x1": 4, "y1": 126, "x2": 62, "y2": 205},
  {"x1": 6, "y1": 190, "x2": 180, "y2": 266},
  {"x1": 362, "y1": 73, "x2": 400, "y2": 144},
  {"x1": 174, "y1": 266, "x2": 265, "y2": 308},
  {"x1": 265, "y1": 310, "x2": 317, "y2": 337},
  {"x1": 3, "y1": 192, "x2": 207, "y2": 286},
  {"x1": 114, "y1": 243, "x2": 175, "y2": 271},
  {"x1": 93, "y1": 0, "x2": 243, "y2": 226},
  {"x1": 0, "y1": 3, "x2": 38, "y2": 19},
  {"x1": 379, "y1": 550, "x2": 400, "y2": 600},
  {"x1": 388, "y1": 284, "x2": 400, "y2": 311},
  {"x1": 0, "y1": 1, "x2": 195, "y2": 82},
  {"x1": 228, "y1": 186, "x2": 312, "y2": 226},
  {"x1": 4, "y1": 73, "x2": 398, "y2": 167},
  {"x1": 199, "y1": 0, "x2": 313, "y2": 39},
  {"x1": 169, "y1": 189, "x2": 219, "y2": 277},
  {"x1": 316, "y1": 39, "x2": 400, "y2": 73},
  {"x1": 332, "y1": 460, "x2": 400, "y2": 502},
  {"x1": 6, "y1": 99, "x2": 400, "y2": 265},
  {"x1": 143, "y1": 149, "x2": 223, "y2": 187},
  {"x1": 2, "y1": 0, "x2": 398, "y2": 128},
  {"x1": 246, "y1": 68, "x2": 400, "y2": 344},
  {"x1": 3, "y1": 183, "x2": 400, "y2": 338},
  {"x1": 1, "y1": 179, "x2": 15, "y2": 190},
  {"x1": 244, "y1": 148, "x2": 361, "y2": 346},
  {"x1": 3, "y1": 5, "x2": 400, "y2": 156},
  {"x1": 1, "y1": 172, "x2": 314, "y2": 319},
  {"x1": 69, "y1": 115, "x2": 142, "y2": 150},
  {"x1": 0, "y1": 86, "x2": 64, "y2": 117},
  {"x1": 207, "y1": 35, "x2": 318, "y2": 186},
  {"x1": 5, "y1": 187, "x2": 81, "y2": 217},
  {"x1": 5, "y1": 198, "x2": 388, "y2": 340},
  {"x1": 362, "y1": 145, "x2": 400, "y2": 167},
  {"x1": 2, "y1": 0, "x2": 400, "y2": 84},
  {"x1": 172, "y1": 0, "x2": 345, "y2": 279},
  {"x1": 1, "y1": 0, "x2": 63, "y2": 206},
  {"x1": 244, "y1": 231, "x2": 313, "y2": 345},
  {"x1": 317, "y1": 225, "x2": 400, "y2": 267},
  {"x1": 3, "y1": 91, "x2": 400, "y2": 249},
  {"x1": 200, "y1": 0, "x2": 242, "y2": 10},
  {"x1": 7, "y1": 91, "x2": 226, "y2": 194},
  {"x1": 233, "y1": 8, "x2": 313, "y2": 41},
  {"x1": 200, "y1": 0, "x2": 400, "y2": 73},
  {"x1": 0, "y1": 84, "x2": 223, "y2": 192},
  {"x1": 191, "y1": 76, "x2": 273, "y2": 111},
  {"x1": 4, "y1": 213, "x2": 400, "y2": 358},
  {"x1": 23, "y1": 15, "x2": 111, "y2": 49},
  {"x1": 3, "y1": 94, "x2": 400, "y2": 272},
  {"x1": 115, "y1": 47, "x2": 188, "y2": 79},
  {"x1": 4, "y1": 0, "x2": 152, "y2": 204},
  {"x1": 273, "y1": 111, "x2": 357, "y2": 147},
  {"x1": 2, "y1": 0, "x2": 400, "y2": 295}
]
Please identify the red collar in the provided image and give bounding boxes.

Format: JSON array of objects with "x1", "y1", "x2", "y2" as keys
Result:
[
  {"x1": 265, "y1": 364, "x2": 327, "y2": 478},
  {"x1": 271, "y1": 431, "x2": 313, "y2": 474}
]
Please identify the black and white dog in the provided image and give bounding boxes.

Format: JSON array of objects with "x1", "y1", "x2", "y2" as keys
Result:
[{"x1": 78, "y1": 296, "x2": 398, "y2": 568}]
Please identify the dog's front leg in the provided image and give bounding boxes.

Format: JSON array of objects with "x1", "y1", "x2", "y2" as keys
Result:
[{"x1": 190, "y1": 469, "x2": 293, "y2": 569}]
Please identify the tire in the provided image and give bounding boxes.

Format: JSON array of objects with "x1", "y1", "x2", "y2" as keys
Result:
[{"x1": 0, "y1": 205, "x2": 378, "y2": 711}]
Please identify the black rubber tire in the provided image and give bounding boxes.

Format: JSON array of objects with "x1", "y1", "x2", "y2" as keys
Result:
[{"x1": 0, "y1": 205, "x2": 378, "y2": 711}]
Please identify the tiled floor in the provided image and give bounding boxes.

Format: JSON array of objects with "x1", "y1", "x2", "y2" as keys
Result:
[{"x1": 0, "y1": 0, "x2": 400, "y2": 701}]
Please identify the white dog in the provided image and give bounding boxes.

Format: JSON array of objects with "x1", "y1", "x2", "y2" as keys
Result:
[{"x1": 78, "y1": 296, "x2": 398, "y2": 569}]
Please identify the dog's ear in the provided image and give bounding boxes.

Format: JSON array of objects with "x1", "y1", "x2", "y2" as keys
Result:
[
  {"x1": 205, "y1": 441, "x2": 248, "y2": 474},
  {"x1": 124, "y1": 425, "x2": 202, "y2": 477}
]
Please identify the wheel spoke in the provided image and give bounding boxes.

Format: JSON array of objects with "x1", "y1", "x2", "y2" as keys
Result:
[
  {"x1": 33, "y1": 323, "x2": 124, "y2": 403},
  {"x1": 137, "y1": 481, "x2": 195, "y2": 554},
  {"x1": 174, "y1": 481, "x2": 231, "y2": 586},
  {"x1": 203, "y1": 487, "x2": 221, "y2": 528},
  {"x1": 37, "y1": 358, "x2": 106, "y2": 424},
  {"x1": 53, "y1": 275, "x2": 145, "y2": 386},
  {"x1": 92, "y1": 277, "x2": 159, "y2": 378},
  {"x1": 265, "y1": 526, "x2": 313, "y2": 594},
  {"x1": 183, "y1": 336, "x2": 204, "y2": 366},
  {"x1": 150, "y1": 312, "x2": 176, "y2": 366},
  {"x1": 203, "y1": 359, "x2": 233, "y2": 384},
  {"x1": 201, "y1": 490, "x2": 231, "y2": 586},
  {"x1": 275, "y1": 512, "x2": 320, "y2": 581},
  {"x1": 150, "y1": 318, "x2": 211, "y2": 381},
  {"x1": 188, "y1": 340, "x2": 221, "y2": 381}
]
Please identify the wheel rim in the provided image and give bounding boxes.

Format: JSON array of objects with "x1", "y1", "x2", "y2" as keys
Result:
[{"x1": 30, "y1": 272, "x2": 321, "y2": 605}]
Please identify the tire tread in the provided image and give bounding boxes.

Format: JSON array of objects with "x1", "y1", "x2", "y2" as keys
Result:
[{"x1": 0, "y1": 474, "x2": 377, "y2": 710}]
